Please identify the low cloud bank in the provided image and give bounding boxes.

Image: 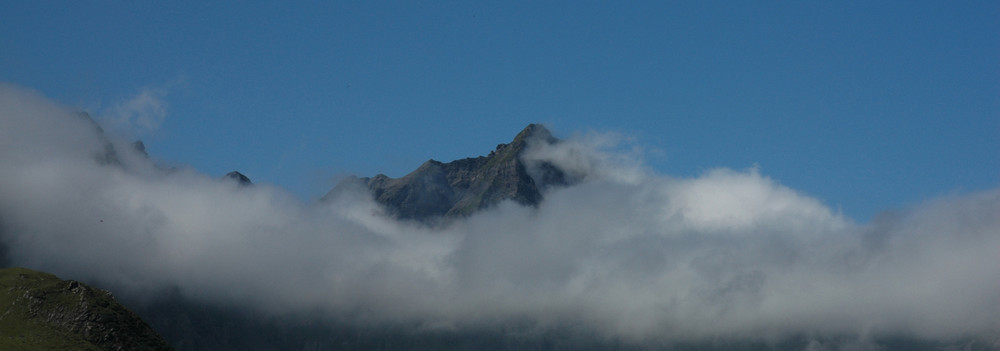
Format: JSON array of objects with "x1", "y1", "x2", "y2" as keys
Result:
[{"x1": 1, "y1": 83, "x2": 997, "y2": 345}]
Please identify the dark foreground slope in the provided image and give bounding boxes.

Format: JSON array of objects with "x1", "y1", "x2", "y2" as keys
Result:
[
  {"x1": 129, "y1": 293, "x2": 1000, "y2": 351},
  {"x1": 324, "y1": 124, "x2": 571, "y2": 220},
  {"x1": 132, "y1": 294, "x2": 646, "y2": 351},
  {"x1": 0, "y1": 267, "x2": 173, "y2": 351}
]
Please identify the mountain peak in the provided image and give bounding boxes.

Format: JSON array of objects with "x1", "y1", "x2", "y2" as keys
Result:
[
  {"x1": 224, "y1": 171, "x2": 253, "y2": 186},
  {"x1": 514, "y1": 123, "x2": 554, "y2": 144},
  {"x1": 487, "y1": 124, "x2": 558, "y2": 163},
  {"x1": 325, "y1": 124, "x2": 571, "y2": 221}
]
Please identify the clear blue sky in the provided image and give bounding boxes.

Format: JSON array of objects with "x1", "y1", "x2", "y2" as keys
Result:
[{"x1": 2, "y1": 1, "x2": 997, "y2": 221}]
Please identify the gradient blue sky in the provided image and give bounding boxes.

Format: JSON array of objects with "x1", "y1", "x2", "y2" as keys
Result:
[{"x1": 2, "y1": 1, "x2": 997, "y2": 221}]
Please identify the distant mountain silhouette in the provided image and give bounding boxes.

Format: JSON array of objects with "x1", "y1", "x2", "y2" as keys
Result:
[
  {"x1": 223, "y1": 171, "x2": 253, "y2": 186},
  {"x1": 323, "y1": 124, "x2": 571, "y2": 220}
]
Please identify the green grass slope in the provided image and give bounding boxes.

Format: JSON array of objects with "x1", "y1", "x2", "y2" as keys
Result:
[{"x1": 0, "y1": 267, "x2": 173, "y2": 351}]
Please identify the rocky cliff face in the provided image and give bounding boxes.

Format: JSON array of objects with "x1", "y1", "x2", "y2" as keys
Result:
[
  {"x1": 0, "y1": 267, "x2": 174, "y2": 351},
  {"x1": 324, "y1": 124, "x2": 571, "y2": 220}
]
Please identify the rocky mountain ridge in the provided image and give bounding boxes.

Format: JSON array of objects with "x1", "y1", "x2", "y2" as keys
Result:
[{"x1": 324, "y1": 124, "x2": 572, "y2": 220}]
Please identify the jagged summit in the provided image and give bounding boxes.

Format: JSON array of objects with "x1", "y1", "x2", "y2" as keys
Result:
[
  {"x1": 74, "y1": 111, "x2": 150, "y2": 166},
  {"x1": 131, "y1": 140, "x2": 149, "y2": 159},
  {"x1": 224, "y1": 171, "x2": 253, "y2": 186},
  {"x1": 500, "y1": 123, "x2": 555, "y2": 151},
  {"x1": 324, "y1": 124, "x2": 570, "y2": 220}
]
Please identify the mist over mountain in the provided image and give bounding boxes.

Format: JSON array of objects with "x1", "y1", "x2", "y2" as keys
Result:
[
  {"x1": 2, "y1": 83, "x2": 1000, "y2": 350},
  {"x1": 324, "y1": 123, "x2": 572, "y2": 221},
  {"x1": 223, "y1": 171, "x2": 253, "y2": 187}
]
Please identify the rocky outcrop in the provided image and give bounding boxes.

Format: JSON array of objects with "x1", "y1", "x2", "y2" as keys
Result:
[
  {"x1": 223, "y1": 171, "x2": 253, "y2": 186},
  {"x1": 0, "y1": 267, "x2": 174, "y2": 351},
  {"x1": 75, "y1": 111, "x2": 150, "y2": 167},
  {"x1": 324, "y1": 124, "x2": 571, "y2": 220},
  {"x1": 132, "y1": 141, "x2": 150, "y2": 159}
]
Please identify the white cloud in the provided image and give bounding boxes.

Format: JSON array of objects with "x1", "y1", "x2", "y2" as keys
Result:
[
  {"x1": 1, "y1": 83, "x2": 998, "y2": 346},
  {"x1": 103, "y1": 87, "x2": 168, "y2": 135}
]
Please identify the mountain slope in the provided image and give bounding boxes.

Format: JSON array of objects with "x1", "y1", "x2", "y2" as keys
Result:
[
  {"x1": 0, "y1": 267, "x2": 174, "y2": 351},
  {"x1": 324, "y1": 124, "x2": 571, "y2": 220}
]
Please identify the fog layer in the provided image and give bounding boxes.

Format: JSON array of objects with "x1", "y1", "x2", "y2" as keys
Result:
[{"x1": 1, "y1": 84, "x2": 997, "y2": 343}]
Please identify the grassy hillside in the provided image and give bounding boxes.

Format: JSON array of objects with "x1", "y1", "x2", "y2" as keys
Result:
[{"x1": 0, "y1": 267, "x2": 173, "y2": 351}]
